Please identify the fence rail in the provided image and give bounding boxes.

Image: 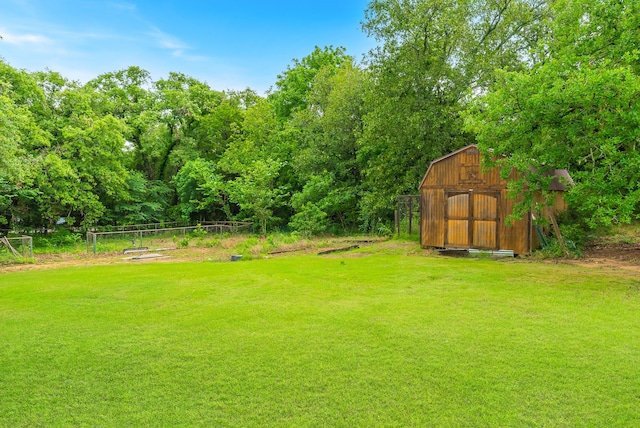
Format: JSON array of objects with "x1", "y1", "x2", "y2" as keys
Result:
[
  {"x1": 86, "y1": 222, "x2": 253, "y2": 254},
  {"x1": 0, "y1": 236, "x2": 33, "y2": 258},
  {"x1": 396, "y1": 195, "x2": 421, "y2": 237}
]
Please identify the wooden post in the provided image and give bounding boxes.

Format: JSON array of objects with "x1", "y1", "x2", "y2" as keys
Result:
[
  {"x1": 1, "y1": 237, "x2": 20, "y2": 257},
  {"x1": 395, "y1": 209, "x2": 399, "y2": 237},
  {"x1": 409, "y1": 197, "x2": 413, "y2": 235},
  {"x1": 548, "y1": 210, "x2": 569, "y2": 256}
]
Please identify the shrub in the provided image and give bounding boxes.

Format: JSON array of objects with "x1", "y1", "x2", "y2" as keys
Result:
[{"x1": 191, "y1": 224, "x2": 207, "y2": 238}]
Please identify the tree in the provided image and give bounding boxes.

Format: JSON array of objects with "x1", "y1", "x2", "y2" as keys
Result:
[
  {"x1": 86, "y1": 67, "x2": 159, "y2": 178},
  {"x1": 0, "y1": 62, "x2": 52, "y2": 229},
  {"x1": 25, "y1": 71, "x2": 131, "y2": 227},
  {"x1": 268, "y1": 46, "x2": 351, "y2": 120},
  {"x1": 171, "y1": 158, "x2": 229, "y2": 222},
  {"x1": 357, "y1": 0, "x2": 549, "y2": 226},
  {"x1": 466, "y1": 0, "x2": 640, "y2": 228},
  {"x1": 112, "y1": 172, "x2": 171, "y2": 225},
  {"x1": 0, "y1": 85, "x2": 38, "y2": 228},
  {"x1": 226, "y1": 159, "x2": 288, "y2": 236},
  {"x1": 154, "y1": 72, "x2": 225, "y2": 180},
  {"x1": 217, "y1": 95, "x2": 293, "y2": 233},
  {"x1": 289, "y1": 61, "x2": 366, "y2": 232}
]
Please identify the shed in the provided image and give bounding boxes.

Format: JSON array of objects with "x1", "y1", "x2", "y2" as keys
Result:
[{"x1": 419, "y1": 144, "x2": 571, "y2": 255}]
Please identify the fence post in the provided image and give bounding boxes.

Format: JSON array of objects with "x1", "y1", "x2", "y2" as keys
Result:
[
  {"x1": 395, "y1": 209, "x2": 399, "y2": 237},
  {"x1": 409, "y1": 197, "x2": 413, "y2": 235}
]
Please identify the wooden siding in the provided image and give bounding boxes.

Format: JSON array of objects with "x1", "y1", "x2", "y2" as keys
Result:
[
  {"x1": 420, "y1": 146, "x2": 506, "y2": 190},
  {"x1": 499, "y1": 190, "x2": 530, "y2": 255},
  {"x1": 419, "y1": 144, "x2": 566, "y2": 254},
  {"x1": 421, "y1": 188, "x2": 445, "y2": 247}
]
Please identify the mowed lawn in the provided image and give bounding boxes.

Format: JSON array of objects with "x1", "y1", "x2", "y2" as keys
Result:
[{"x1": 1, "y1": 252, "x2": 639, "y2": 426}]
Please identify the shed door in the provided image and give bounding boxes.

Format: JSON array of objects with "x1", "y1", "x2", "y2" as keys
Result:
[{"x1": 445, "y1": 191, "x2": 499, "y2": 250}]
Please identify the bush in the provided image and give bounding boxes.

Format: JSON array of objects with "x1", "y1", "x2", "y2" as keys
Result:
[
  {"x1": 205, "y1": 239, "x2": 222, "y2": 248},
  {"x1": 173, "y1": 235, "x2": 190, "y2": 248},
  {"x1": 34, "y1": 229, "x2": 82, "y2": 251},
  {"x1": 289, "y1": 203, "x2": 328, "y2": 237},
  {"x1": 191, "y1": 224, "x2": 207, "y2": 238}
]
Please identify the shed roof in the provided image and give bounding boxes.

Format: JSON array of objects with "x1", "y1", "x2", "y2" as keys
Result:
[
  {"x1": 418, "y1": 144, "x2": 573, "y2": 191},
  {"x1": 542, "y1": 169, "x2": 574, "y2": 191},
  {"x1": 418, "y1": 144, "x2": 478, "y2": 189}
]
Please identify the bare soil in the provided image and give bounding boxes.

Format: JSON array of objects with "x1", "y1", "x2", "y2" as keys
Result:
[
  {"x1": 2, "y1": 237, "x2": 639, "y2": 274},
  {"x1": 0, "y1": 236, "x2": 389, "y2": 274},
  {"x1": 570, "y1": 243, "x2": 640, "y2": 273}
]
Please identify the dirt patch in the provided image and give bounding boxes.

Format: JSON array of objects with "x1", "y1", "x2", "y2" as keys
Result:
[
  {"x1": 564, "y1": 243, "x2": 640, "y2": 273},
  {"x1": 0, "y1": 236, "x2": 390, "y2": 273},
  {"x1": 582, "y1": 243, "x2": 640, "y2": 263},
  {"x1": 3, "y1": 236, "x2": 638, "y2": 274}
]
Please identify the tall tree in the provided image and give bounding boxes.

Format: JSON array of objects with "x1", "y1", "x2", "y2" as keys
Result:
[
  {"x1": 0, "y1": 73, "x2": 48, "y2": 228},
  {"x1": 358, "y1": 0, "x2": 548, "y2": 226},
  {"x1": 226, "y1": 159, "x2": 288, "y2": 236},
  {"x1": 37, "y1": 79, "x2": 131, "y2": 226},
  {"x1": 154, "y1": 72, "x2": 224, "y2": 180},
  {"x1": 466, "y1": 0, "x2": 640, "y2": 228},
  {"x1": 171, "y1": 158, "x2": 228, "y2": 222},
  {"x1": 268, "y1": 46, "x2": 351, "y2": 120},
  {"x1": 218, "y1": 98, "x2": 292, "y2": 231},
  {"x1": 86, "y1": 67, "x2": 158, "y2": 177},
  {"x1": 289, "y1": 61, "x2": 367, "y2": 233}
]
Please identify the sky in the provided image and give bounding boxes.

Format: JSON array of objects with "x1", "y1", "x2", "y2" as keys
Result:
[{"x1": 0, "y1": 0, "x2": 376, "y2": 94}]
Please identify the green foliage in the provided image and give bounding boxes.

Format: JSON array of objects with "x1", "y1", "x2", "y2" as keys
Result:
[
  {"x1": 32, "y1": 229, "x2": 83, "y2": 252},
  {"x1": 269, "y1": 46, "x2": 351, "y2": 120},
  {"x1": 289, "y1": 202, "x2": 328, "y2": 237},
  {"x1": 282, "y1": 231, "x2": 301, "y2": 245},
  {"x1": 190, "y1": 224, "x2": 207, "y2": 238},
  {"x1": 48, "y1": 229, "x2": 82, "y2": 247},
  {"x1": 204, "y1": 238, "x2": 222, "y2": 248},
  {"x1": 375, "y1": 222, "x2": 393, "y2": 237},
  {"x1": 172, "y1": 234, "x2": 190, "y2": 248},
  {"x1": 466, "y1": 0, "x2": 640, "y2": 229},
  {"x1": 0, "y1": 0, "x2": 636, "y2": 235},
  {"x1": 232, "y1": 236, "x2": 259, "y2": 257},
  {"x1": 172, "y1": 158, "x2": 228, "y2": 222},
  {"x1": 113, "y1": 173, "x2": 170, "y2": 225},
  {"x1": 226, "y1": 159, "x2": 289, "y2": 236},
  {"x1": 357, "y1": 0, "x2": 546, "y2": 223},
  {"x1": 289, "y1": 61, "x2": 365, "y2": 232}
]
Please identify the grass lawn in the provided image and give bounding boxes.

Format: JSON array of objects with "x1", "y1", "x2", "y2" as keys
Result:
[{"x1": 1, "y1": 248, "x2": 639, "y2": 426}]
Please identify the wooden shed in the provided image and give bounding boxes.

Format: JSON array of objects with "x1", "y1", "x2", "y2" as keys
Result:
[{"x1": 419, "y1": 144, "x2": 571, "y2": 255}]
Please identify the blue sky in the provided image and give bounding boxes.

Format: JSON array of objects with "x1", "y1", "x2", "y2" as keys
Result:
[{"x1": 0, "y1": 0, "x2": 375, "y2": 94}]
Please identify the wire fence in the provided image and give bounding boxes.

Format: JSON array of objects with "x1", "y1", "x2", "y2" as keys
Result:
[
  {"x1": 1, "y1": 220, "x2": 194, "y2": 236},
  {"x1": 0, "y1": 236, "x2": 33, "y2": 259},
  {"x1": 86, "y1": 222, "x2": 253, "y2": 254},
  {"x1": 396, "y1": 195, "x2": 421, "y2": 238}
]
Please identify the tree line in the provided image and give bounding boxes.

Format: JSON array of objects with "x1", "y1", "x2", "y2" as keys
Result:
[{"x1": 1, "y1": 0, "x2": 637, "y2": 237}]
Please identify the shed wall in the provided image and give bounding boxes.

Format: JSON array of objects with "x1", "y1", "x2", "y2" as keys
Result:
[{"x1": 419, "y1": 145, "x2": 535, "y2": 254}]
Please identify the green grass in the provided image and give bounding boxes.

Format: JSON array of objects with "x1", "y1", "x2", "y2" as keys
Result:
[{"x1": 1, "y1": 252, "x2": 639, "y2": 426}]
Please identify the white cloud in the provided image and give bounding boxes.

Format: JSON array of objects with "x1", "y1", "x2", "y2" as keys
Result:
[
  {"x1": 0, "y1": 29, "x2": 53, "y2": 46},
  {"x1": 145, "y1": 26, "x2": 209, "y2": 62},
  {"x1": 147, "y1": 26, "x2": 189, "y2": 51},
  {"x1": 108, "y1": 2, "x2": 137, "y2": 12},
  {"x1": 171, "y1": 50, "x2": 209, "y2": 62}
]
